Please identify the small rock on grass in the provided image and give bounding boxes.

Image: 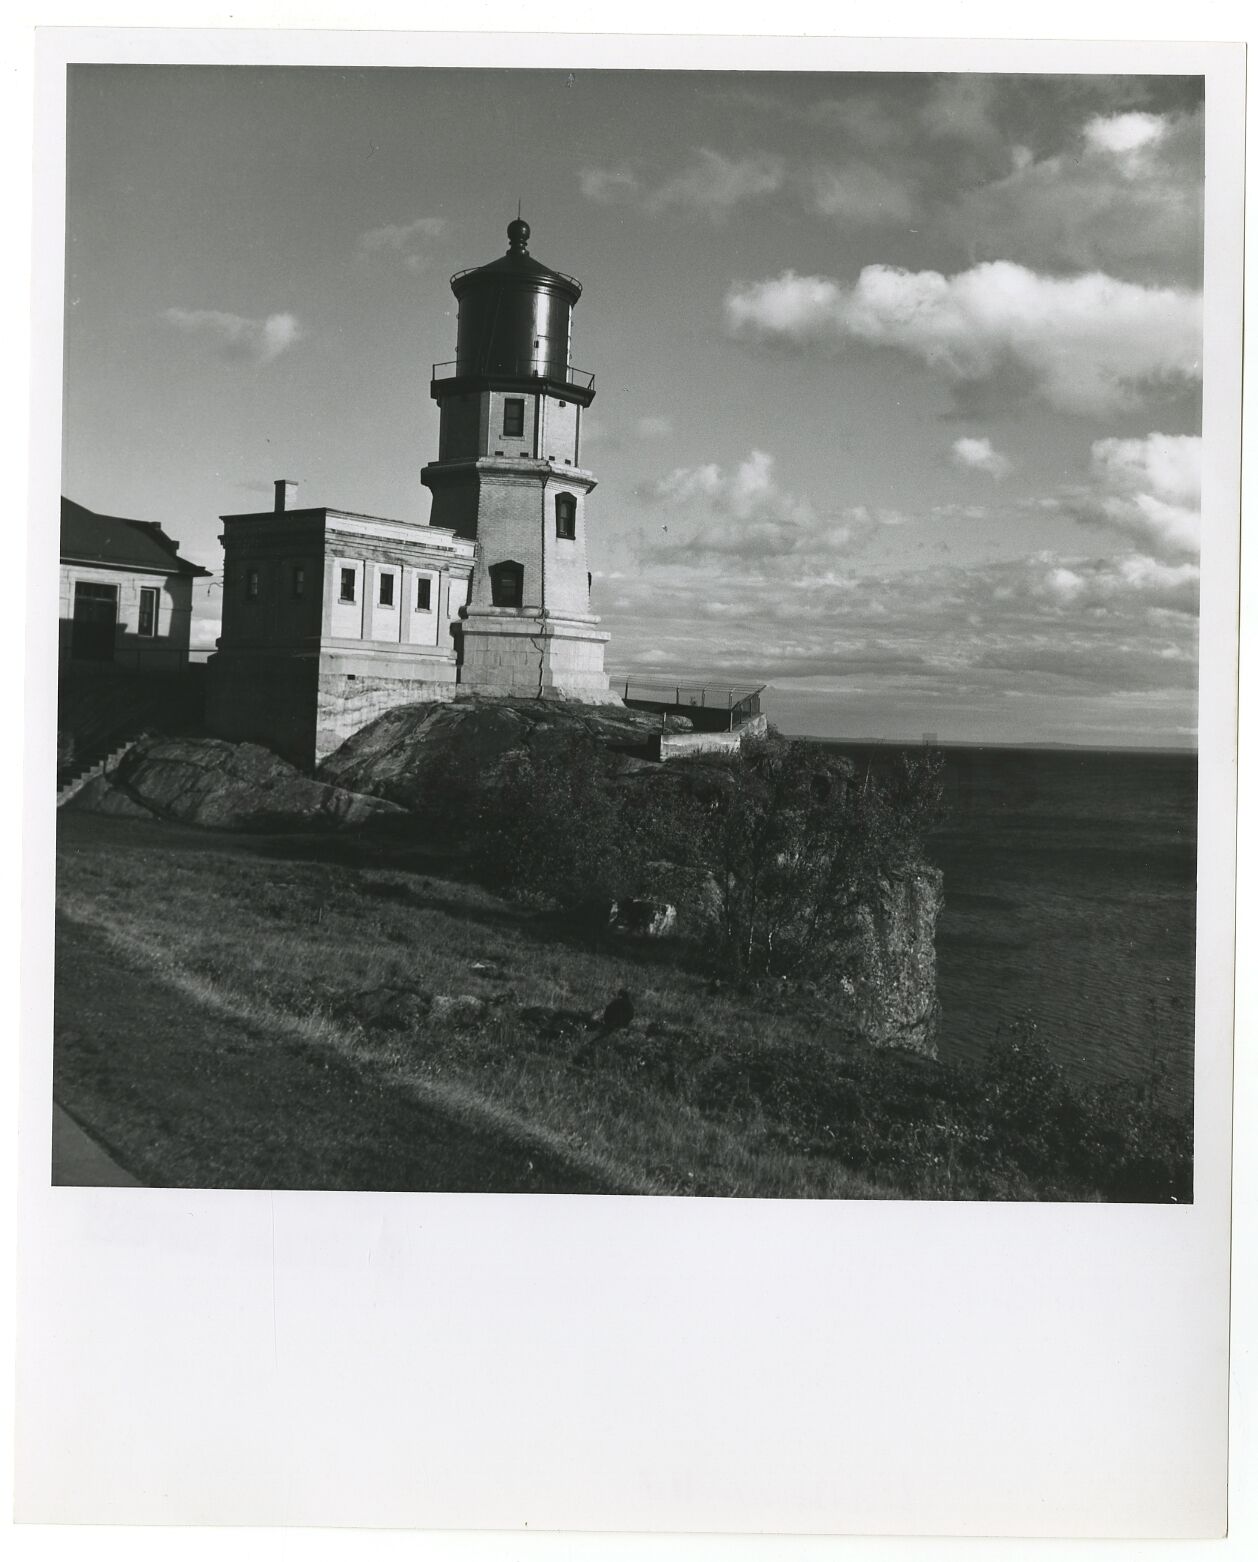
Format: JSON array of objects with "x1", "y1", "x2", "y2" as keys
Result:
[{"x1": 430, "y1": 994, "x2": 489, "y2": 1027}]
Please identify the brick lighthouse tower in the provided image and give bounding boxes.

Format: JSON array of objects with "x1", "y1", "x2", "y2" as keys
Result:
[{"x1": 421, "y1": 218, "x2": 616, "y2": 701}]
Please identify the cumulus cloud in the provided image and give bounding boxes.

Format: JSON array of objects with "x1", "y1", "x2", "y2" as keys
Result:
[
  {"x1": 1034, "y1": 552, "x2": 1199, "y2": 615},
  {"x1": 162, "y1": 308, "x2": 303, "y2": 365},
  {"x1": 580, "y1": 149, "x2": 785, "y2": 219},
  {"x1": 639, "y1": 450, "x2": 921, "y2": 566},
  {"x1": 952, "y1": 108, "x2": 1202, "y2": 282},
  {"x1": 1075, "y1": 432, "x2": 1202, "y2": 556},
  {"x1": 949, "y1": 435, "x2": 1010, "y2": 479},
  {"x1": 648, "y1": 448, "x2": 814, "y2": 539},
  {"x1": 1083, "y1": 111, "x2": 1167, "y2": 158},
  {"x1": 724, "y1": 260, "x2": 1201, "y2": 415}
]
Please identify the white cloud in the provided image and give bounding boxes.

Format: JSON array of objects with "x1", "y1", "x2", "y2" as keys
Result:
[
  {"x1": 579, "y1": 166, "x2": 639, "y2": 203},
  {"x1": 646, "y1": 149, "x2": 786, "y2": 218},
  {"x1": 1117, "y1": 554, "x2": 1199, "y2": 592},
  {"x1": 949, "y1": 435, "x2": 1010, "y2": 479},
  {"x1": 724, "y1": 261, "x2": 1202, "y2": 415},
  {"x1": 162, "y1": 308, "x2": 303, "y2": 365},
  {"x1": 651, "y1": 449, "x2": 812, "y2": 526},
  {"x1": 1091, "y1": 430, "x2": 1201, "y2": 507},
  {"x1": 645, "y1": 449, "x2": 829, "y2": 558},
  {"x1": 581, "y1": 150, "x2": 785, "y2": 219},
  {"x1": 356, "y1": 216, "x2": 447, "y2": 272},
  {"x1": 1083, "y1": 433, "x2": 1201, "y2": 555},
  {"x1": 640, "y1": 452, "x2": 920, "y2": 565},
  {"x1": 1044, "y1": 566, "x2": 1087, "y2": 604},
  {"x1": 635, "y1": 415, "x2": 673, "y2": 439},
  {"x1": 951, "y1": 109, "x2": 1202, "y2": 282},
  {"x1": 1083, "y1": 111, "x2": 1168, "y2": 158},
  {"x1": 1033, "y1": 552, "x2": 1200, "y2": 615},
  {"x1": 189, "y1": 613, "x2": 222, "y2": 649}
]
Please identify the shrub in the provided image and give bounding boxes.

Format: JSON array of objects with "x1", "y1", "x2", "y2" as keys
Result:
[
  {"x1": 467, "y1": 732, "x2": 634, "y2": 909},
  {"x1": 456, "y1": 727, "x2": 947, "y2": 986},
  {"x1": 675, "y1": 733, "x2": 945, "y2": 981}
]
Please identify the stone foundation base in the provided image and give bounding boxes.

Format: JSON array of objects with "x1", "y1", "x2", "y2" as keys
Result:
[
  {"x1": 206, "y1": 652, "x2": 320, "y2": 768},
  {"x1": 457, "y1": 610, "x2": 619, "y2": 703},
  {"x1": 207, "y1": 648, "x2": 460, "y2": 767},
  {"x1": 315, "y1": 673, "x2": 457, "y2": 763}
]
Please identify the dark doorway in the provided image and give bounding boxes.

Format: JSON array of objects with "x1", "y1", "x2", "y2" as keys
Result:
[{"x1": 71, "y1": 581, "x2": 118, "y2": 662}]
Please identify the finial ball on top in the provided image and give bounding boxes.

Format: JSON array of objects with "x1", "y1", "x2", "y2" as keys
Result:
[{"x1": 507, "y1": 217, "x2": 530, "y2": 250}]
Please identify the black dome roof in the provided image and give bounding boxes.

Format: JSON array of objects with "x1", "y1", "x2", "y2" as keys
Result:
[{"x1": 450, "y1": 220, "x2": 582, "y2": 302}]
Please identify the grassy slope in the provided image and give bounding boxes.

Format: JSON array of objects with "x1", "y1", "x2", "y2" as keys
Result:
[
  {"x1": 54, "y1": 811, "x2": 1189, "y2": 1200},
  {"x1": 54, "y1": 813, "x2": 885, "y2": 1197}
]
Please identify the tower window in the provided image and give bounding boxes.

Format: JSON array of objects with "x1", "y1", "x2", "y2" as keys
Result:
[
  {"x1": 340, "y1": 567, "x2": 356, "y2": 603},
  {"x1": 503, "y1": 398, "x2": 525, "y2": 438},
  {"x1": 489, "y1": 560, "x2": 524, "y2": 608},
  {"x1": 292, "y1": 566, "x2": 305, "y2": 599},
  {"x1": 415, "y1": 576, "x2": 432, "y2": 611},
  {"x1": 138, "y1": 587, "x2": 158, "y2": 637},
  {"x1": 555, "y1": 493, "x2": 577, "y2": 539},
  {"x1": 246, "y1": 569, "x2": 260, "y2": 601},
  {"x1": 379, "y1": 571, "x2": 395, "y2": 607}
]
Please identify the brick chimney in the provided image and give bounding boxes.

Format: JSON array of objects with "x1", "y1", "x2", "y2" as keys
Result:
[{"x1": 274, "y1": 478, "x2": 298, "y2": 513}]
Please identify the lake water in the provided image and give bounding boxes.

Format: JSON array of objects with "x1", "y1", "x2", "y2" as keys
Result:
[{"x1": 825, "y1": 744, "x2": 1198, "y2": 1099}]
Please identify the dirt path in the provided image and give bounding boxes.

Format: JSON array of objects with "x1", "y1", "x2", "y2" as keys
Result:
[{"x1": 53, "y1": 914, "x2": 621, "y2": 1194}]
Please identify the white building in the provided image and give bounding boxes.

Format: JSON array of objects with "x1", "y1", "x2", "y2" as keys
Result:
[
  {"x1": 59, "y1": 496, "x2": 210, "y2": 671},
  {"x1": 205, "y1": 482, "x2": 475, "y2": 766}
]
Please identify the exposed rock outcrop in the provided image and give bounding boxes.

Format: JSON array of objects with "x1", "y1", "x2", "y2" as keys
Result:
[
  {"x1": 317, "y1": 696, "x2": 663, "y2": 809},
  {"x1": 67, "y1": 736, "x2": 403, "y2": 831},
  {"x1": 823, "y1": 866, "x2": 944, "y2": 1056},
  {"x1": 319, "y1": 698, "x2": 942, "y2": 1054},
  {"x1": 608, "y1": 898, "x2": 678, "y2": 939}
]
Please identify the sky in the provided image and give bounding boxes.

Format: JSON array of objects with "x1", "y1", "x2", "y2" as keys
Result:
[{"x1": 61, "y1": 66, "x2": 1206, "y2": 745}]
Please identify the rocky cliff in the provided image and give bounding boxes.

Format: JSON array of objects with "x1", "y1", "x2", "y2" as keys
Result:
[
  {"x1": 830, "y1": 866, "x2": 943, "y2": 1056},
  {"x1": 319, "y1": 698, "x2": 944, "y2": 1056}
]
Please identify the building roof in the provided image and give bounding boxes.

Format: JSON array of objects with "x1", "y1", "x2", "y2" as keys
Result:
[
  {"x1": 218, "y1": 503, "x2": 473, "y2": 547},
  {"x1": 449, "y1": 219, "x2": 582, "y2": 302},
  {"x1": 60, "y1": 497, "x2": 212, "y2": 577}
]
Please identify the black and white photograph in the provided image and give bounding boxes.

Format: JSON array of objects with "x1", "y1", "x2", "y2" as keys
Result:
[
  {"x1": 14, "y1": 18, "x2": 1247, "y2": 1544},
  {"x1": 47, "y1": 58, "x2": 1229, "y2": 1203}
]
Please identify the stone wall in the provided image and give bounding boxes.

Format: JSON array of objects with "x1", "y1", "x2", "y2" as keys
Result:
[
  {"x1": 314, "y1": 671, "x2": 458, "y2": 764},
  {"x1": 649, "y1": 713, "x2": 769, "y2": 760},
  {"x1": 458, "y1": 612, "x2": 616, "y2": 702},
  {"x1": 204, "y1": 650, "x2": 321, "y2": 769}
]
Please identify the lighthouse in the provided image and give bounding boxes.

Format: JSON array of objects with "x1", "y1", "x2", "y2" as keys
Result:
[{"x1": 421, "y1": 218, "x2": 616, "y2": 702}]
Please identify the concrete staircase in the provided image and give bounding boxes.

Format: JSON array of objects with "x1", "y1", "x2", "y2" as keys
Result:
[{"x1": 56, "y1": 736, "x2": 144, "y2": 809}]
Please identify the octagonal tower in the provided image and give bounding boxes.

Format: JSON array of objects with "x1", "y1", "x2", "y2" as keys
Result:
[{"x1": 420, "y1": 218, "x2": 616, "y2": 702}]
